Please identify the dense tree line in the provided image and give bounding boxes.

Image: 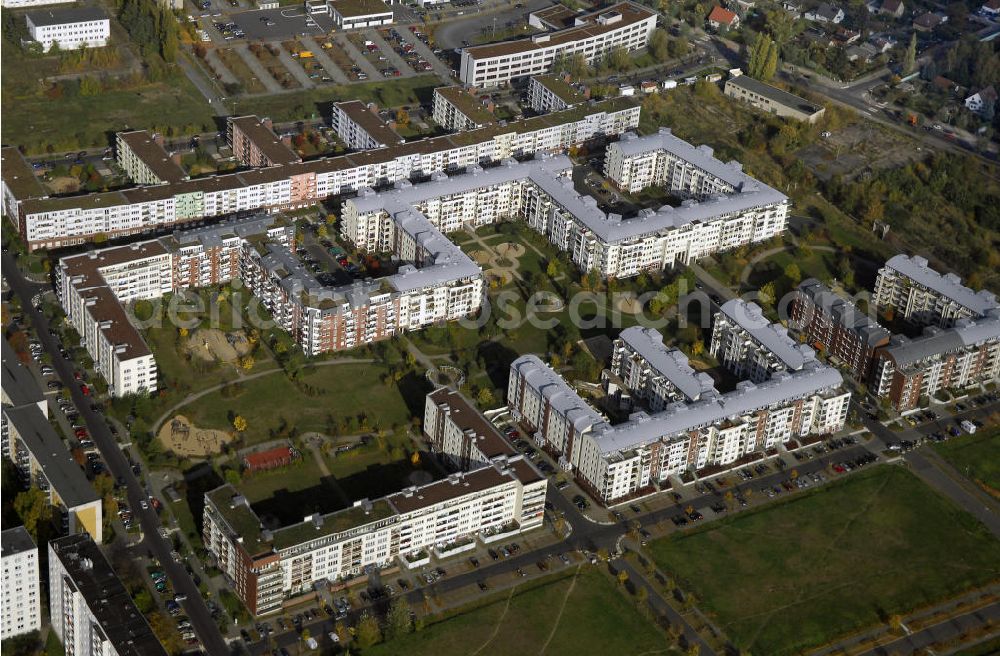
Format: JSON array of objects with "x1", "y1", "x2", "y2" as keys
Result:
[{"x1": 117, "y1": 0, "x2": 178, "y2": 63}]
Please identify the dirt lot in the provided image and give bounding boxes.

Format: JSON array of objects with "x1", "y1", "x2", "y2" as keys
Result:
[
  {"x1": 157, "y1": 414, "x2": 235, "y2": 457},
  {"x1": 185, "y1": 328, "x2": 251, "y2": 364},
  {"x1": 796, "y1": 123, "x2": 924, "y2": 182}
]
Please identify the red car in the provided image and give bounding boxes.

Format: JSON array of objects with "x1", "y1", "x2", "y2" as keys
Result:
[
  {"x1": 74, "y1": 428, "x2": 88, "y2": 438},
  {"x1": 80, "y1": 384, "x2": 90, "y2": 396}
]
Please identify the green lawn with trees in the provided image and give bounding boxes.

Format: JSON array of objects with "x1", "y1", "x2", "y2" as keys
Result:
[
  {"x1": 363, "y1": 568, "x2": 675, "y2": 656},
  {"x1": 647, "y1": 466, "x2": 1000, "y2": 655}
]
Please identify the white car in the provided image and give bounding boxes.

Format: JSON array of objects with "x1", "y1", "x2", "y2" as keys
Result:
[{"x1": 328, "y1": 632, "x2": 340, "y2": 643}]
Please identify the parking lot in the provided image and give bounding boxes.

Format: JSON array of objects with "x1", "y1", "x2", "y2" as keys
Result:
[{"x1": 190, "y1": 3, "x2": 452, "y2": 99}]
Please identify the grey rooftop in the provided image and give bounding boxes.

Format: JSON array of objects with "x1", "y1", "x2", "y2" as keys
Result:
[
  {"x1": 884, "y1": 254, "x2": 999, "y2": 317},
  {"x1": 718, "y1": 299, "x2": 815, "y2": 370},
  {"x1": 618, "y1": 326, "x2": 717, "y2": 401}
]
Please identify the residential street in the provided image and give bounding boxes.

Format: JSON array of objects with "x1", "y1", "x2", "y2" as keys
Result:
[{"x1": 1, "y1": 251, "x2": 234, "y2": 656}]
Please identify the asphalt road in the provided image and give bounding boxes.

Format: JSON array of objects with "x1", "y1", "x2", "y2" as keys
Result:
[
  {"x1": 1, "y1": 252, "x2": 233, "y2": 656},
  {"x1": 857, "y1": 600, "x2": 1000, "y2": 656}
]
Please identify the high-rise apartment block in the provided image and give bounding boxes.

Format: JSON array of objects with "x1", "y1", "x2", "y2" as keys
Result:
[{"x1": 1, "y1": 527, "x2": 41, "y2": 640}]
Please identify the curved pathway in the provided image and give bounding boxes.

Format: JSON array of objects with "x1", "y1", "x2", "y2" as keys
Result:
[{"x1": 150, "y1": 357, "x2": 375, "y2": 436}]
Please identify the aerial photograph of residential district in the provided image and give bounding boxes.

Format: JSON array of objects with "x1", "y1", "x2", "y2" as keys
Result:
[{"x1": 2, "y1": 0, "x2": 1000, "y2": 651}]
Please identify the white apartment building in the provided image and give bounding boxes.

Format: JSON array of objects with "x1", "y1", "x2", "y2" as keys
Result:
[
  {"x1": 3, "y1": 405, "x2": 104, "y2": 542},
  {"x1": 330, "y1": 101, "x2": 403, "y2": 150},
  {"x1": 1, "y1": 147, "x2": 47, "y2": 226},
  {"x1": 2, "y1": 527, "x2": 41, "y2": 640},
  {"x1": 49, "y1": 534, "x2": 167, "y2": 656},
  {"x1": 203, "y1": 456, "x2": 545, "y2": 615},
  {"x1": 509, "y1": 319, "x2": 849, "y2": 503},
  {"x1": 57, "y1": 216, "x2": 292, "y2": 397},
  {"x1": 873, "y1": 254, "x2": 999, "y2": 328},
  {"x1": 116, "y1": 130, "x2": 187, "y2": 185},
  {"x1": 58, "y1": 242, "x2": 169, "y2": 397},
  {"x1": 611, "y1": 326, "x2": 717, "y2": 412},
  {"x1": 2, "y1": 0, "x2": 75, "y2": 8},
  {"x1": 424, "y1": 387, "x2": 536, "y2": 470},
  {"x1": 460, "y1": 2, "x2": 657, "y2": 87},
  {"x1": 711, "y1": 299, "x2": 814, "y2": 383},
  {"x1": 329, "y1": 0, "x2": 393, "y2": 29},
  {"x1": 26, "y1": 6, "x2": 109, "y2": 52},
  {"x1": 8, "y1": 99, "x2": 639, "y2": 251},
  {"x1": 432, "y1": 87, "x2": 497, "y2": 132},
  {"x1": 528, "y1": 75, "x2": 587, "y2": 114}
]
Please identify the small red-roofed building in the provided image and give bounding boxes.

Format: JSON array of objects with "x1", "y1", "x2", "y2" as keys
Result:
[{"x1": 707, "y1": 5, "x2": 740, "y2": 29}]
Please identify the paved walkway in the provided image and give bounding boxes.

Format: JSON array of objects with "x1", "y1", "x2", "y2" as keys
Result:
[
  {"x1": 614, "y1": 555, "x2": 718, "y2": 656},
  {"x1": 235, "y1": 44, "x2": 283, "y2": 93},
  {"x1": 810, "y1": 585, "x2": 1000, "y2": 656},
  {"x1": 149, "y1": 357, "x2": 376, "y2": 436},
  {"x1": 204, "y1": 49, "x2": 239, "y2": 86}
]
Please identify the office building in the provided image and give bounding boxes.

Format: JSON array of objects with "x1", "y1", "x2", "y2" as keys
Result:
[
  {"x1": 7, "y1": 99, "x2": 639, "y2": 251},
  {"x1": 528, "y1": 74, "x2": 588, "y2": 114},
  {"x1": 26, "y1": 6, "x2": 109, "y2": 51},
  {"x1": 115, "y1": 131, "x2": 187, "y2": 185},
  {"x1": 329, "y1": 0, "x2": 393, "y2": 29},
  {"x1": 1, "y1": 527, "x2": 41, "y2": 640},
  {"x1": 711, "y1": 299, "x2": 815, "y2": 383},
  {"x1": 432, "y1": 87, "x2": 497, "y2": 132},
  {"x1": 723, "y1": 74, "x2": 826, "y2": 123},
  {"x1": 49, "y1": 534, "x2": 167, "y2": 656},
  {"x1": 791, "y1": 278, "x2": 890, "y2": 381},
  {"x1": 203, "y1": 453, "x2": 544, "y2": 615},
  {"x1": 330, "y1": 101, "x2": 403, "y2": 150},
  {"x1": 460, "y1": 2, "x2": 656, "y2": 87},
  {"x1": 873, "y1": 254, "x2": 999, "y2": 328}
]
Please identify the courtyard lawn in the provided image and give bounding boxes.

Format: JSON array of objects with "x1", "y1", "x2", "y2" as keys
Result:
[
  {"x1": 365, "y1": 568, "x2": 673, "y2": 656},
  {"x1": 647, "y1": 466, "x2": 1000, "y2": 656},
  {"x1": 181, "y1": 363, "x2": 412, "y2": 442},
  {"x1": 933, "y1": 427, "x2": 1000, "y2": 495},
  {"x1": 235, "y1": 452, "x2": 326, "y2": 503}
]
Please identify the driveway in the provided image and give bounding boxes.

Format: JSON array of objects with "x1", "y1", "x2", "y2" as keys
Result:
[
  {"x1": 366, "y1": 29, "x2": 416, "y2": 78},
  {"x1": 300, "y1": 36, "x2": 350, "y2": 84},
  {"x1": 334, "y1": 34, "x2": 380, "y2": 79},
  {"x1": 403, "y1": 28, "x2": 456, "y2": 83},
  {"x1": 276, "y1": 46, "x2": 316, "y2": 88}
]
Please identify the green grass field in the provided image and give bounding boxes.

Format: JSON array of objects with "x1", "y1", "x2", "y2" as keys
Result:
[
  {"x1": 182, "y1": 362, "x2": 413, "y2": 440},
  {"x1": 1, "y1": 71, "x2": 216, "y2": 154},
  {"x1": 647, "y1": 466, "x2": 1000, "y2": 656},
  {"x1": 244, "y1": 75, "x2": 440, "y2": 123},
  {"x1": 365, "y1": 568, "x2": 674, "y2": 656},
  {"x1": 933, "y1": 427, "x2": 1000, "y2": 495}
]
